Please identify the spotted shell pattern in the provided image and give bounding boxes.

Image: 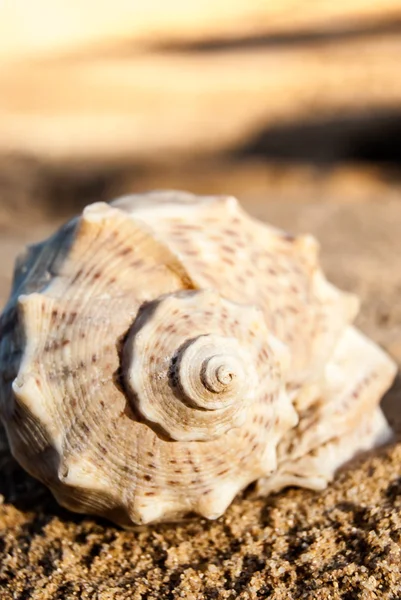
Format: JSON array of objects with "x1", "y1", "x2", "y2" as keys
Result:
[{"x1": 0, "y1": 191, "x2": 396, "y2": 526}]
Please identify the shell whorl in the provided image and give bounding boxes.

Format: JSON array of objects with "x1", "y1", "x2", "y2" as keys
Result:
[
  {"x1": 172, "y1": 334, "x2": 250, "y2": 410},
  {"x1": 178, "y1": 334, "x2": 248, "y2": 409},
  {"x1": 123, "y1": 290, "x2": 266, "y2": 441}
]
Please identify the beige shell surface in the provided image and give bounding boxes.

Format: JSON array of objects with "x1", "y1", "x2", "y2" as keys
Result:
[{"x1": 0, "y1": 191, "x2": 397, "y2": 526}]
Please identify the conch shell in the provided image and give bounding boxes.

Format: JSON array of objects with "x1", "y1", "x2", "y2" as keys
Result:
[{"x1": 0, "y1": 191, "x2": 396, "y2": 526}]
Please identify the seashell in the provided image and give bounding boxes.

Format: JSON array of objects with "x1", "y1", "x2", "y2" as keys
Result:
[{"x1": 0, "y1": 191, "x2": 396, "y2": 526}]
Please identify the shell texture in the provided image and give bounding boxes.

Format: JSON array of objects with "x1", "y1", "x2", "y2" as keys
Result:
[{"x1": 0, "y1": 191, "x2": 397, "y2": 526}]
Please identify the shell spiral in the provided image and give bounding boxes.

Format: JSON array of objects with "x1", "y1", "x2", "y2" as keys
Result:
[
  {"x1": 123, "y1": 290, "x2": 262, "y2": 441},
  {"x1": 0, "y1": 190, "x2": 391, "y2": 527}
]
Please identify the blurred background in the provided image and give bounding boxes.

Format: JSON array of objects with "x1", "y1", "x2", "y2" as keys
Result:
[{"x1": 0, "y1": 0, "x2": 401, "y2": 373}]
